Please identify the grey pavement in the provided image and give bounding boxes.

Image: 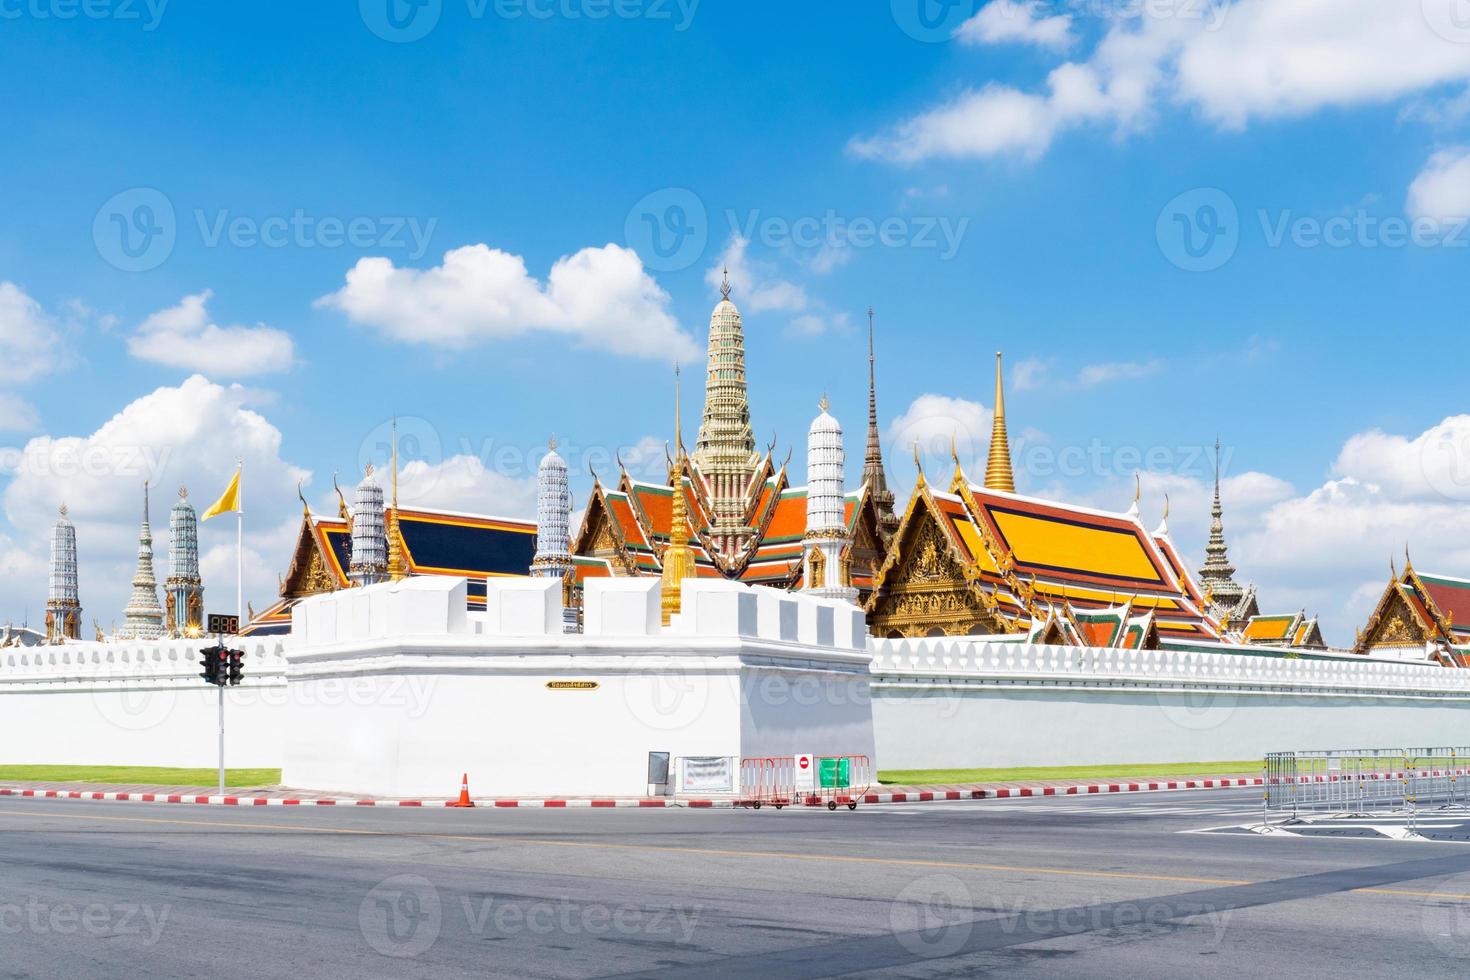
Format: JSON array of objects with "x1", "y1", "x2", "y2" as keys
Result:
[{"x1": 1, "y1": 788, "x2": 1468, "y2": 978}]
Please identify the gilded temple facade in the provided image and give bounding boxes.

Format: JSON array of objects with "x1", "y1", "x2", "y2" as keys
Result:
[{"x1": 571, "y1": 280, "x2": 895, "y2": 606}]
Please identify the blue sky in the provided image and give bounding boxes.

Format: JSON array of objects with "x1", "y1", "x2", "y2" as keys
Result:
[{"x1": 2, "y1": 1, "x2": 1470, "y2": 642}]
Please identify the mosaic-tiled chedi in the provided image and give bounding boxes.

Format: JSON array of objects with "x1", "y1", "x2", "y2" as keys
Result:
[
  {"x1": 165, "y1": 487, "x2": 204, "y2": 637},
  {"x1": 45, "y1": 504, "x2": 81, "y2": 643}
]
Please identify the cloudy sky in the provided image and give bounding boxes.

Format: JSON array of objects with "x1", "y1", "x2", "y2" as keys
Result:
[{"x1": 2, "y1": 2, "x2": 1469, "y2": 642}]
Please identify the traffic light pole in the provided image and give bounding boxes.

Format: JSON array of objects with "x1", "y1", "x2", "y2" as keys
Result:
[{"x1": 216, "y1": 632, "x2": 226, "y2": 797}]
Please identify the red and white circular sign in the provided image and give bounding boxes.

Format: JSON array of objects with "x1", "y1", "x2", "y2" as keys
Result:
[{"x1": 798, "y1": 755, "x2": 811, "y2": 770}]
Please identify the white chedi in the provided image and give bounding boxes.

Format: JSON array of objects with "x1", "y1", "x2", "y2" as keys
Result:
[
  {"x1": 350, "y1": 465, "x2": 388, "y2": 586},
  {"x1": 802, "y1": 397, "x2": 857, "y2": 603}
]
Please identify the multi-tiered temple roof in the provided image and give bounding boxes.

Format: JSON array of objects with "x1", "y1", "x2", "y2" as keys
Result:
[
  {"x1": 571, "y1": 283, "x2": 893, "y2": 602},
  {"x1": 243, "y1": 505, "x2": 536, "y2": 635}
]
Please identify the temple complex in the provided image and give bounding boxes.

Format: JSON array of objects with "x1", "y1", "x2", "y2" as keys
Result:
[
  {"x1": 866, "y1": 357, "x2": 1225, "y2": 646},
  {"x1": 571, "y1": 280, "x2": 893, "y2": 605}
]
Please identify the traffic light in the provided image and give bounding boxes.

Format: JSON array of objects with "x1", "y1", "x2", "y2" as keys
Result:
[
  {"x1": 199, "y1": 644, "x2": 223, "y2": 686},
  {"x1": 226, "y1": 648, "x2": 245, "y2": 687}
]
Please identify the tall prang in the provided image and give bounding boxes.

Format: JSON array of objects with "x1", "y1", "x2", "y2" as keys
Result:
[
  {"x1": 45, "y1": 504, "x2": 81, "y2": 643},
  {"x1": 693, "y1": 271, "x2": 762, "y2": 557},
  {"x1": 863, "y1": 308, "x2": 899, "y2": 542},
  {"x1": 165, "y1": 487, "x2": 203, "y2": 637},
  {"x1": 1198, "y1": 438, "x2": 1259, "y2": 626},
  {"x1": 117, "y1": 482, "x2": 165, "y2": 640},
  {"x1": 803, "y1": 397, "x2": 857, "y2": 604},
  {"x1": 349, "y1": 465, "x2": 388, "y2": 586}
]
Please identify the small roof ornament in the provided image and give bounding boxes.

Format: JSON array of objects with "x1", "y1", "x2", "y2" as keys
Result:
[
  {"x1": 720, "y1": 265, "x2": 731, "y2": 301},
  {"x1": 179, "y1": 485, "x2": 188, "y2": 500},
  {"x1": 59, "y1": 503, "x2": 68, "y2": 518},
  {"x1": 549, "y1": 433, "x2": 558, "y2": 452}
]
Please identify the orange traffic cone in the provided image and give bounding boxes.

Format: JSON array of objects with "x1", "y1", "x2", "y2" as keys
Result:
[{"x1": 448, "y1": 773, "x2": 475, "y2": 808}]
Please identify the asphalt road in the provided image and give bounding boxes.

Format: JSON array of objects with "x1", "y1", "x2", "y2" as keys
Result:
[{"x1": 1, "y1": 788, "x2": 1468, "y2": 978}]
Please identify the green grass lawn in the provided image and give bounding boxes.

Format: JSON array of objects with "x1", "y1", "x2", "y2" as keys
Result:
[
  {"x1": 878, "y1": 761, "x2": 1261, "y2": 786},
  {"x1": 0, "y1": 766, "x2": 282, "y2": 788}
]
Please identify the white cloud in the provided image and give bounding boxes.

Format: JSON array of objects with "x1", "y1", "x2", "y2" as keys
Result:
[
  {"x1": 321, "y1": 242, "x2": 697, "y2": 364},
  {"x1": 958, "y1": 0, "x2": 1074, "y2": 51},
  {"x1": 1076, "y1": 359, "x2": 1163, "y2": 387},
  {"x1": 854, "y1": 1, "x2": 1470, "y2": 162},
  {"x1": 789, "y1": 312, "x2": 852, "y2": 338},
  {"x1": 0, "y1": 394, "x2": 39, "y2": 432},
  {"x1": 395, "y1": 454, "x2": 539, "y2": 519},
  {"x1": 1407, "y1": 146, "x2": 1470, "y2": 222},
  {"x1": 1009, "y1": 357, "x2": 1162, "y2": 391},
  {"x1": 128, "y1": 290, "x2": 296, "y2": 377},
  {"x1": 0, "y1": 282, "x2": 66, "y2": 382},
  {"x1": 0, "y1": 375, "x2": 311, "y2": 625},
  {"x1": 888, "y1": 393, "x2": 994, "y2": 474},
  {"x1": 707, "y1": 236, "x2": 810, "y2": 313}
]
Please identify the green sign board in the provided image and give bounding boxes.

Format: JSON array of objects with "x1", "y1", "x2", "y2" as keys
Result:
[{"x1": 818, "y1": 757, "x2": 850, "y2": 789}]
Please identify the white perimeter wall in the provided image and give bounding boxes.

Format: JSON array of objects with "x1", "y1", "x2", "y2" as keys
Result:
[
  {"x1": 871, "y1": 638, "x2": 1470, "y2": 770},
  {"x1": 0, "y1": 638, "x2": 288, "y2": 770}
]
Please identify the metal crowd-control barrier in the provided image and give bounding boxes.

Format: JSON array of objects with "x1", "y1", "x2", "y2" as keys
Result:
[
  {"x1": 1264, "y1": 748, "x2": 1470, "y2": 821},
  {"x1": 739, "y1": 755, "x2": 874, "y2": 811},
  {"x1": 739, "y1": 757, "x2": 797, "y2": 809}
]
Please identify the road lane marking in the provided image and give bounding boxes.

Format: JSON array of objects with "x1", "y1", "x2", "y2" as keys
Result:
[{"x1": 1, "y1": 804, "x2": 1467, "y2": 902}]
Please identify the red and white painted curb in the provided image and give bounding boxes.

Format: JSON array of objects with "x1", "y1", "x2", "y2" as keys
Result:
[{"x1": 0, "y1": 777, "x2": 1265, "y2": 810}]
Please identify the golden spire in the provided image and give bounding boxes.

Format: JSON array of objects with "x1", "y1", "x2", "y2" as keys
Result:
[
  {"x1": 984, "y1": 352, "x2": 1016, "y2": 493},
  {"x1": 662, "y1": 369, "x2": 696, "y2": 625},
  {"x1": 386, "y1": 418, "x2": 408, "y2": 582}
]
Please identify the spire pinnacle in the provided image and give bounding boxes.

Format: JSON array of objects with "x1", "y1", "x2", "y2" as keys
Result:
[
  {"x1": 984, "y1": 352, "x2": 1016, "y2": 493},
  {"x1": 862, "y1": 306, "x2": 899, "y2": 539},
  {"x1": 720, "y1": 265, "x2": 731, "y2": 301},
  {"x1": 549, "y1": 433, "x2": 557, "y2": 452},
  {"x1": 387, "y1": 417, "x2": 408, "y2": 582},
  {"x1": 674, "y1": 363, "x2": 682, "y2": 455}
]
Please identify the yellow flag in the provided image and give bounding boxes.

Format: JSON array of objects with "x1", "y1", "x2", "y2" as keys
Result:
[{"x1": 201, "y1": 467, "x2": 241, "y2": 521}]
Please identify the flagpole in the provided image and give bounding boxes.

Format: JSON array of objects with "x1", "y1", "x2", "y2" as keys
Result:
[{"x1": 236, "y1": 459, "x2": 243, "y2": 624}]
